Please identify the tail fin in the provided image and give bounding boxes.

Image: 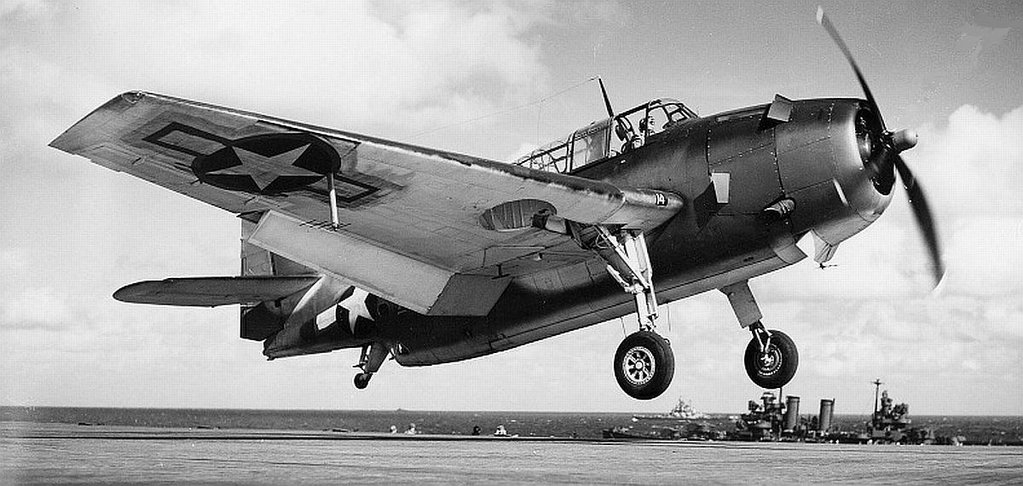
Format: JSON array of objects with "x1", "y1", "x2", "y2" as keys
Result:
[
  {"x1": 239, "y1": 217, "x2": 321, "y2": 340},
  {"x1": 241, "y1": 218, "x2": 314, "y2": 277}
]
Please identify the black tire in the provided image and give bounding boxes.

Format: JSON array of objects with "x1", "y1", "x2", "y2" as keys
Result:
[
  {"x1": 614, "y1": 331, "x2": 675, "y2": 400},
  {"x1": 354, "y1": 373, "x2": 371, "y2": 389},
  {"x1": 744, "y1": 329, "x2": 798, "y2": 389}
]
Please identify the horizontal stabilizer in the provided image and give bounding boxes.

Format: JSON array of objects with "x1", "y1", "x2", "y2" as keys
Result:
[{"x1": 114, "y1": 276, "x2": 320, "y2": 307}]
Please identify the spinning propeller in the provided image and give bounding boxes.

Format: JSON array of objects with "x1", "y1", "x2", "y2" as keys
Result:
[{"x1": 817, "y1": 7, "x2": 945, "y2": 286}]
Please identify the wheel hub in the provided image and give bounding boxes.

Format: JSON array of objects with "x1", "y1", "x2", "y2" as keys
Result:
[
  {"x1": 756, "y1": 345, "x2": 783, "y2": 376},
  {"x1": 622, "y1": 346, "x2": 656, "y2": 385}
]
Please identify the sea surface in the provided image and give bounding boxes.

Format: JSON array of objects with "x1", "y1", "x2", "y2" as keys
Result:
[{"x1": 1, "y1": 407, "x2": 1021, "y2": 444}]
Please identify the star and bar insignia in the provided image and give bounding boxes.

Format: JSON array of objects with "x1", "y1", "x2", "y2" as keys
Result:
[{"x1": 143, "y1": 123, "x2": 342, "y2": 196}]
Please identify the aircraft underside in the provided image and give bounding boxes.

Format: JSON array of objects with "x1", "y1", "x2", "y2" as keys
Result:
[{"x1": 261, "y1": 219, "x2": 805, "y2": 397}]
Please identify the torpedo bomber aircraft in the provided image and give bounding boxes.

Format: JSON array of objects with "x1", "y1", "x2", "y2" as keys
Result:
[{"x1": 51, "y1": 9, "x2": 942, "y2": 400}]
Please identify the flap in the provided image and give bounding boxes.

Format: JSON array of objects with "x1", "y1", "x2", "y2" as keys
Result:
[{"x1": 247, "y1": 211, "x2": 512, "y2": 315}]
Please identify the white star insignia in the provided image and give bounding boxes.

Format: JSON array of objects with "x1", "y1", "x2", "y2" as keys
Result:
[
  {"x1": 207, "y1": 144, "x2": 320, "y2": 190},
  {"x1": 315, "y1": 306, "x2": 336, "y2": 331},
  {"x1": 338, "y1": 287, "x2": 374, "y2": 334}
]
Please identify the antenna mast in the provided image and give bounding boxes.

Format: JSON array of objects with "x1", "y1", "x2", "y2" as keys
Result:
[{"x1": 597, "y1": 76, "x2": 615, "y2": 118}]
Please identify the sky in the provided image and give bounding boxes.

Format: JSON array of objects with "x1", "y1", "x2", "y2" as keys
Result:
[{"x1": 1, "y1": 0, "x2": 1021, "y2": 415}]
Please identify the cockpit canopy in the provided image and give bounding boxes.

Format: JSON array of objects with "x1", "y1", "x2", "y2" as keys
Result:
[{"x1": 515, "y1": 98, "x2": 696, "y2": 173}]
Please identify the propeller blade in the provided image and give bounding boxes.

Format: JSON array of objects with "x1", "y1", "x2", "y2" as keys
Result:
[
  {"x1": 816, "y1": 6, "x2": 886, "y2": 130},
  {"x1": 894, "y1": 155, "x2": 945, "y2": 285}
]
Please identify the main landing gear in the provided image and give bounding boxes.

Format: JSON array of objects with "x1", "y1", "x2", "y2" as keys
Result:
[
  {"x1": 572, "y1": 225, "x2": 675, "y2": 400},
  {"x1": 721, "y1": 281, "x2": 799, "y2": 389},
  {"x1": 353, "y1": 341, "x2": 389, "y2": 389},
  {"x1": 574, "y1": 222, "x2": 797, "y2": 396},
  {"x1": 614, "y1": 330, "x2": 675, "y2": 400},
  {"x1": 744, "y1": 323, "x2": 798, "y2": 389}
]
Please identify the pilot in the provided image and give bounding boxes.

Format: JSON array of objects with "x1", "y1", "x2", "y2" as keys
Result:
[
  {"x1": 637, "y1": 115, "x2": 656, "y2": 145},
  {"x1": 615, "y1": 119, "x2": 642, "y2": 152},
  {"x1": 639, "y1": 116, "x2": 651, "y2": 135}
]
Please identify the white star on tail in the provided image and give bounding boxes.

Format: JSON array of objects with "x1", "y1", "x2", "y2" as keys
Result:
[
  {"x1": 339, "y1": 287, "x2": 374, "y2": 334},
  {"x1": 315, "y1": 287, "x2": 374, "y2": 333},
  {"x1": 207, "y1": 144, "x2": 319, "y2": 190}
]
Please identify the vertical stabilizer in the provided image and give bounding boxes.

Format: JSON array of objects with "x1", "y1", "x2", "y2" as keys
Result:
[
  {"x1": 241, "y1": 217, "x2": 313, "y2": 277},
  {"x1": 240, "y1": 216, "x2": 318, "y2": 341}
]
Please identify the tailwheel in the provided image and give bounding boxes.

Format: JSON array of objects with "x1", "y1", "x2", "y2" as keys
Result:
[
  {"x1": 353, "y1": 372, "x2": 372, "y2": 389},
  {"x1": 352, "y1": 342, "x2": 389, "y2": 390},
  {"x1": 614, "y1": 331, "x2": 675, "y2": 400},
  {"x1": 744, "y1": 324, "x2": 798, "y2": 389}
]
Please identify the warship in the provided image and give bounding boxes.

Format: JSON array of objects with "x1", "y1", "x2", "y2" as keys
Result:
[
  {"x1": 605, "y1": 380, "x2": 999, "y2": 444},
  {"x1": 631, "y1": 398, "x2": 708, "y2": 422},
  {"x1": 729, "y1": 380, "x2": 938, "y2": 444},
  {"x1": 604, "y1": 398, "x2": 716, "y2": 440},
  {"x1": 855, "y1": 379, "x2": 935, "y2": 444}
]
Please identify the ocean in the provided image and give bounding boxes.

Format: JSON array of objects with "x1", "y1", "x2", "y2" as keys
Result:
[{"x1": 2, "y1": 407, "x2": 1020, "y2": 444}]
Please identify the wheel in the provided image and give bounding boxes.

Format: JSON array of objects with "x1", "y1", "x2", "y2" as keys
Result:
[
  {"x1": 744, "y1": 329, "x2": 798, "y2": 389},
  {"x1": 614, "y1": 331, "x2": 675, "y2": 400},
  {"x1": 354, "y1": 372, "x2": 372, "y2": 389}
]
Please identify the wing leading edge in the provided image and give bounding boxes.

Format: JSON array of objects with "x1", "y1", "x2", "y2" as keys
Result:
[{"x1": 53, "y1": 92, "x2": 683, "y2": 316}]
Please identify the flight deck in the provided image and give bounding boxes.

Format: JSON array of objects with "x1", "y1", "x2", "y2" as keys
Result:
[{"x1": 3, "y1": 422, "x2": 1020, "y2": 484}]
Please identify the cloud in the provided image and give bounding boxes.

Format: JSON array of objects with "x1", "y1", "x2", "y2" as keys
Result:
[
  {"x1": 904, "y1": 104, "x2": 1023, "y2": 296},
  {"x1": 0, "y1": 1, "x2": 553, "y2": 160},
  {"x1": 0, "y1": 0, "x2": 52, "y2": 18},
  {"x1": 912, "y1": 104, "x2": 1023, "y2": 215},
  {"x1": 0, "y1": 286, "x2": 70, "y2": 330},
  {"x1": 953, "y1": 6, "x2": 1022, "y2": 67}
]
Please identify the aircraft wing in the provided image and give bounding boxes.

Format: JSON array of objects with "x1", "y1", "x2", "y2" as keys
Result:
[{"x1": 52, "y1": 92, "x2": 683, "y2": 316}]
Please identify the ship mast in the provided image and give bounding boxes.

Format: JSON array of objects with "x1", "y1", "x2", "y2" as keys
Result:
[{"x1": 872, "y1": 378, "x2": 883, "y2": 428}]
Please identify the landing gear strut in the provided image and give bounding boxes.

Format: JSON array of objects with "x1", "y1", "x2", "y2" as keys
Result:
[
  {"x1": 721, "y1": 281, "x2": 798, "y2": 389},
  {"x1": 572, "y1": 224, "x2": 675, "y2": 399},
  {"x1": 353, "y1": 341, "x2": 389, "y2": 390}
]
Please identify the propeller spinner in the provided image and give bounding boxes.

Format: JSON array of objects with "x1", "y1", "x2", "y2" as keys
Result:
[{"x1": 817, "y1": 6, "x2": 945, "y2": 286}]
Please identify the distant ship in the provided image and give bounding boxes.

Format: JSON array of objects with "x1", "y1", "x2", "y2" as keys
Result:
[
  {"x1": 728, "y1": 380, "x2": 938, "y2": 444},
  {"x1": 632, "y1": 398, "x2": 708, "y2": 422}
]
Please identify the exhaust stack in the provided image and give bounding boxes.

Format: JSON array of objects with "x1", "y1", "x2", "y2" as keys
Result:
[
  {"x1": 819, "y1": 398, "x2": 835, "y2": 434},
  {"x1": 783, "y1": 396, "x2": 800, "y2": 432}
]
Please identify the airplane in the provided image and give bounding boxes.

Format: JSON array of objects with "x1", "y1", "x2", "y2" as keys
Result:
[{"x1": 49, "y1": 9, "x2": 941, "y2": 400}]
